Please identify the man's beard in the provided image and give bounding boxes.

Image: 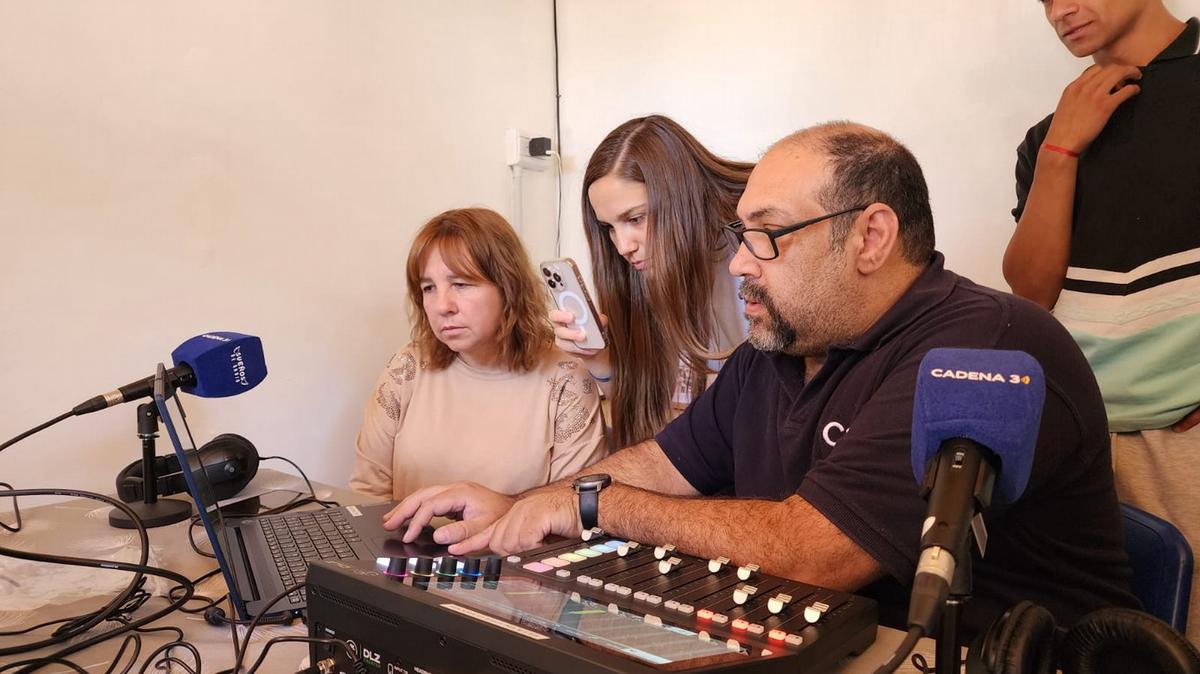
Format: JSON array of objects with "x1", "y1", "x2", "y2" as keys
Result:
[{"x1": 739, "y1": 280, "x2": 797, "y2": 353}]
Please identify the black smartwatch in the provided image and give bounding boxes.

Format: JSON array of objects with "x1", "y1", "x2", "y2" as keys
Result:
[{"x1": 572, "y1": 473, "x2": 612, "y2": 531}]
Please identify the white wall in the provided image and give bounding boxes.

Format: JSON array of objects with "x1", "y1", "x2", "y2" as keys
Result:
[
  {"x1": 0, "y1": 2, "x2": 558, "y2": 496},
  {"x1": 555, "y1": 0, "x2": 1200, "y2": 293},
  {"x1": 4, "y1": 1, "x2": 1198, "y2": 501}
]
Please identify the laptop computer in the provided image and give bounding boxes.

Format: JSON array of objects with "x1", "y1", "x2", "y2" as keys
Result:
[{"x1": 151, "y1": 363, "x2": 447, "y2": 620}]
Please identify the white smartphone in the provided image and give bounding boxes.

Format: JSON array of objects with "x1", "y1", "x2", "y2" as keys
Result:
[{"x1": 539, "y1": 258, "x2": 606, "y2": 350}]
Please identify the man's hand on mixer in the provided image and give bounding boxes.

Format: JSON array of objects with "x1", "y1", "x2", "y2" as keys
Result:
[
  {"x1": 484, "y1": 486, "x2": 579, "y2": 556},
  {"x1": 382, "y1": 481, "x2": 515, "y2": 548}
]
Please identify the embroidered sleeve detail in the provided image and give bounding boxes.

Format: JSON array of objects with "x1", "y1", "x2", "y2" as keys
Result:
[
  {"x1": 376, "y1": 383, "x2": 404, "y2": 422},
  {"x1": 551, "y1": 373, "x2": 590, "y2": 442},
  {"x1": 386, "y1": 351, "x2": 418, "y2": 385}
]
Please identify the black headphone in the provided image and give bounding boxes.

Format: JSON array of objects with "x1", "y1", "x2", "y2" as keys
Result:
[
  {"x1": 116, "y1": 433, "x2": 260, "y2": 503},
  {"x1": 966, "y1": 601, "x2": 1200, "y2": 674}
]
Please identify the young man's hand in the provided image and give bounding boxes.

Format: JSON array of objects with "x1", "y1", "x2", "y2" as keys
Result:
[{"x1": 1044, "y1": 64, "x2": 1142, "y2": 154}]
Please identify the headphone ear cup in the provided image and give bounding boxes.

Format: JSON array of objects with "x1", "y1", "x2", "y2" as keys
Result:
[
  {"x1": 967, "y1": 601, "x2": 1059, "y2": 674},
  {"x1": 196, "y1": 433, "x2": 259, "y2": 501},
  {"x1": 1060, "y1": 608, "x2": 1200, "y2": 674},
  {"x1": 115, "y1": 459, "x2": 145, "y2": 502}
]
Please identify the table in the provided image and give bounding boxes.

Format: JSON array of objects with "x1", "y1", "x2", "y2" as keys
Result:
[{"x1": 1, "y1": 477, "x2": 939, "y2": 673}]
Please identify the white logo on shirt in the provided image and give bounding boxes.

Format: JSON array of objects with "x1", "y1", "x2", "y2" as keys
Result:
[{"x1": 822, "y1": 421, "x2": 846, "y2": 447}]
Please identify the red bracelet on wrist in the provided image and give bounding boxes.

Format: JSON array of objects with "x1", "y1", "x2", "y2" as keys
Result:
[{"x1": 1042, "y1": 143, "x2": 1080, "y2": 158}]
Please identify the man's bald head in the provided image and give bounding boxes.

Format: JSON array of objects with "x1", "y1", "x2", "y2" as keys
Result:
[{"x1": 765, "y1": 121, "x2": 935, "y2": 265}]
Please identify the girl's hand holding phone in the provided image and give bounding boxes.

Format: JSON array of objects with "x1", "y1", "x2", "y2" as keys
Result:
[{"x1": 549, "y1": 308, "x2": 613, "y2": 381}]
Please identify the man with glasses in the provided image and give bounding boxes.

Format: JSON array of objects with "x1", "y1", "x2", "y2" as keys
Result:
[
  {"x1": 1005, "y1": 0, "x2": 1200, "y2": 641},
  {"x1": 386, "y1": 122, "x2": 1136, "y2": 639}
]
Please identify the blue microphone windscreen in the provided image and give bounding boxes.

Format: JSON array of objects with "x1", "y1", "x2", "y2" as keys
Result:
[
  {"x1": 911, "y1": 348, "x2": 1045, "y2": 505},
  {"x1": 171, "y1": 332, "x2": 267, "y2": 397}
]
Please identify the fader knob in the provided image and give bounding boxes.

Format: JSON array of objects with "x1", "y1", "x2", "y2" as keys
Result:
[
  {"x1": 707, "y1": 556, "x2": 730, "y2": 573},
  {"x1": 658, "y1": 556, "x2": 682, "y2": 574},
  {"x1": 732, "y1": 584, "x2": 757, "y2": 605},
  {"x1": 462, "y1": 557, "x2": 482, "y2": 576},
  {"x1": 737, "y1": 563, "x2": 759, "y2": 581},
  {"x1": 767, "y1": 593, "x2": 793, "y2": 614},
  {"x1": 413, "y1": 556, "x2": 435, "y2": 576},
  {"x1": 385, "y1": 557, "x2": 409, "y2": 576},
  {"x1": 482, "y1": 555, "x2": 503, "y2": 578},
  {"x1": 435, "y1": 556, "x2": 457, "y2": 577}
]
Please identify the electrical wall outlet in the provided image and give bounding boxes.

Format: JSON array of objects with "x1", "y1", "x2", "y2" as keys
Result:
[{"x1": 505, "y1": 128, "x2": 552, "y2": 171}]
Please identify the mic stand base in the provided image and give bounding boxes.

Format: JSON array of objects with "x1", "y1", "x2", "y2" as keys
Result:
[{"x1": 108, "y1": 497, "x2": 192, "y2": 529}]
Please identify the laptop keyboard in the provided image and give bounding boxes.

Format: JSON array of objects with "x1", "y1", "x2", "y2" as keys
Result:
[{"x1": 260, "y1": 510, "x2": 363, "y2": 604}]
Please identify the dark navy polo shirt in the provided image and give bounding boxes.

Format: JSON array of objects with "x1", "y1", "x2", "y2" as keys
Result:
[
  {"x1": 1012, "y1": 18, "x2": 1200, "y2": 431},
  {"x1": 657, "y1": 253, "x2": 1137, "y2": 637},
  {"x1": 1014, "y1": 17, "x2": 1200, "y2": 273}
]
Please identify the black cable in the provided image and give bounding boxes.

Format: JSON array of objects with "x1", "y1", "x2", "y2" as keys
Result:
[
  {"x1": 552, "y1": 0, "x2": 564, "y2": 257},
  {"x1": 244, "y1": 637, "x2": 364, "y2": 674},
  {"x1": 0, "y1": 616, "x2": 79, "y2": 637},
  {"x1": 873, "y1": 626, "x2": 924, "y2": 674},
  {"x1": 0, "y1": 410, "x2": 73, "y2": 455},
  {"x1": 219, "y1": 581, "x2": 305, "y2": 674},
  {"x1": 0, "y1": 482, "x2": 21, "y2": 532},
  {"x1": 53, "y1": 578, "x2": 151, "y2": 638},
  {"x1": 153, "y1": 657, "x2": 198, "y2": 674},
  {"x1": 137, "y1": 641, "x2": 201, "y2": 674},
  {"x1": 187, "y1": 516, "x2": 216, "y2": 558},
  {"x1": 0, "y1": 489, "x2": 195, "y2": 673},
  {"x1": 103, "y1": 633, "x2": 142, "y2": 674},
  {"x1": 3, "y1": 660, "x2": 89, "y2": 674},
  {"x1": 169, "y1": 568, "x2": 226, "y2": 613},
  {"x1": 258, "y1": 456, "x2": 339, "y2": 508},
  {"x1": 130, "y1": 625, "x2": 184, "y2": 642},
  {"x1": 0, "y1": 488, "x2": 150, "y2": 656}
]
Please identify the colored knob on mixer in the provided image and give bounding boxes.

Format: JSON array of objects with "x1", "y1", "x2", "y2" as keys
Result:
[
  {"x1": 483, "y1": 555, "x2": 503, "y2": 578},
  {"x1": 435, "y1": 556, "x2": 457, "y2": 576},
  {"x1": 385, "y1": 557, "x2": 409, "y2": 576},
  {"x1": 413, "y1": 557, "x2": 435, "y2": 576},
  {"x1": 462, "y1": 557, "x2": 482, "y2": 576}
]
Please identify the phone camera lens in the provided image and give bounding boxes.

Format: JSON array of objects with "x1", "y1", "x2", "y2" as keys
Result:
[
  {"x1": 552, "y1": 273, "x2": 562, "y2": 283},
  {"x1": 541, "y1": 268, "x2": 551, "y2": 277},
  {"x1": 548, "y1": 279, "x2": 557, "y2": 288}
]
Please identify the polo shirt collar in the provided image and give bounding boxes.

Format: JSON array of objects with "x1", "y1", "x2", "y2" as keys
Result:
[
  {"x1": 838, "y1": 251, "x2": 955, "y2": 354},
  {"x1": 765, "y1": 251, "x2": 955, "y2": 388},
  {"x1": 1152, "y1": 17, "x2": 1199, "y2": 63}
]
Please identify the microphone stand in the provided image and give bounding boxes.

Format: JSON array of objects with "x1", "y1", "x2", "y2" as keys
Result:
[
  {"x1": 108, "y1": 401, "x2": 192, "y2": 529},
  {"x1": 937, "y1": 538, "x2": 973, "y2": 674}
]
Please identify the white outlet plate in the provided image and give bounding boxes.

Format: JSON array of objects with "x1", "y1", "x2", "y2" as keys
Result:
[{"x1": 506, "y1": 128, "x2": 552, "y2": 171}]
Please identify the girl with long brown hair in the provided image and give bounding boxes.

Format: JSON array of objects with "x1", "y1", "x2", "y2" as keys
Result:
[
  {"x1": 352, "y1": 208, "x2": 605, "y2": 500},
  {"x1": 550, "y1": 116, "x2": 753, "y2": 448}
]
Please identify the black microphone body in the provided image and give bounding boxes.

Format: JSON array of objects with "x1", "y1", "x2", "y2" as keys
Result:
[
  {"x1": 908, "y1": 437, "x2": 998, "y2": 633},
  {"x1": 72, "y1": 364, "x2": 196, "y2": 416}
]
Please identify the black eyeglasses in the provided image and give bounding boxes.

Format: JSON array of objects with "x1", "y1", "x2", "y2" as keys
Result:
[{"x1": 723, "y1": 205, "x2": 868, "y2": 261}]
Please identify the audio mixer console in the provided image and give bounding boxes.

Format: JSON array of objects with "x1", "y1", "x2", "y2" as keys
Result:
[{"x1": 306, "y1": 532, "x2": 877, "y2": 673}]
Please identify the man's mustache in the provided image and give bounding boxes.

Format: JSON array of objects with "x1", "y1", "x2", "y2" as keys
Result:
[{"x1": 739, "y1": 280, "x2": 768, "y2": 304}]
